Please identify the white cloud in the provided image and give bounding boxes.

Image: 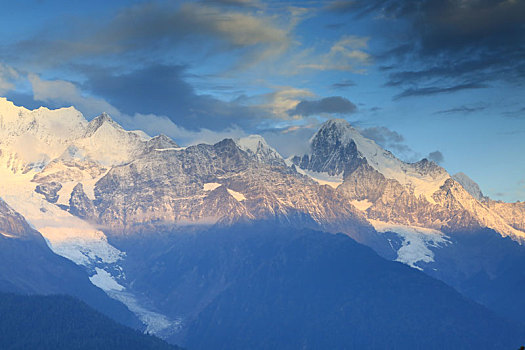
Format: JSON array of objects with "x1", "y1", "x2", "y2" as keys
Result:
[
  {"x1": 262, "y1": 123, "x2": 316, "y2": 158},
  {"x1": 0, "y1": 64, "x2": 19, "y2": 94},
  {"x1": 16, "y1": 2, "x2": 295, "y2": 73},
  {"x1": 239, "y1": 87, "x2": 315, "y2": 120},
  {"x1": 293, "y1": 35, "x2": 371, "y2": 73},
  {"x1": 28, "y1": 74, "x2": 120, "y2": 118},
  {"x1": 120, "y1": 112, "x2": 247, "y2": 146}
]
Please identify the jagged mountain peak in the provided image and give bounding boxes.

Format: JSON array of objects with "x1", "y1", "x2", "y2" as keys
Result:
[
  {"x1": 0, "y1": 97, "x2": 86, "y2": 131},
  {"x1": 412, "y1": 158, "x2": 446, "y2": 176},
  {"x1": 92, "y1": 112, "x2": 113, "y2": 123},
  {"x1": 84, "y1": 112, "x2": 124, "y2": 137},
  {"x1": 298, "y1": 118, "x2": 393, "y2": 178},
  {"x1": 236, "y1": 134, "x2": 284, "y2": 165},
  {"x1": 312, "y1": 118, "x2": 358, "y2": 146},
  {"x1": 320, "y1": 118, "x2": 352, "y2": 128},
  {"x1": 147, "y1": 134, "x2": 179, "y2": 151},
  {"x1": 452, "y1": 172, "x2": 485, "y2": 201},
  {"x1": 294, "y1": 119, "x2": 451, "y2": 202}
]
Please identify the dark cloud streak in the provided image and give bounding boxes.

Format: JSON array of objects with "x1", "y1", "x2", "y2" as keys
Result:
[
  {"x1": 288, "y1": 96, "x2": 357, "y2": 116},
  {"x1": 360, "y1": 126, "x2": 411, "y2": 154},
  {"x1": 6, "y1": 2, "x2": 290, "y2": 71},
  {"x1": 434, "y1": 105, "x2": 487, "y2": 115},
  {"x1": 394, "y1": 83, "x2": 489, "y2": 100},
  {"x1": 82, "y1": 64, "x2": 265, "y2": 131},
  {"x1": 334, "y1": 0, "x2": 525, "y2": 98},
  {"x1": 331, "y1": 79, "x2": 356, "y2": 89},
  {"x1": 427, "y1": 150, "x2": 444, "y2": 164}
]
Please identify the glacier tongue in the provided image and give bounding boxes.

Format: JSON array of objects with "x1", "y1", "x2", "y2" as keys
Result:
[
  {"x1": 370, "y1": 220, "x2": 450, "y2": 270},
  {"x1": 90, "y1": 267, "x2": 182, "y2": 336}
]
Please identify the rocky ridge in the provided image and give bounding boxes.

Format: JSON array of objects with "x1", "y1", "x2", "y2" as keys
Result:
[{"x1": 293, "y1": 119, "x2": 525, "y2": 240}]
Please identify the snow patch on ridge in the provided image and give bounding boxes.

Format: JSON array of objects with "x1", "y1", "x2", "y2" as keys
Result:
[
  {"x1": 203, "y1": 182, "x2": 222, "y2": 191},
  {"x1": 204, "y1": 183, "x2": 246, "y2": 201},
  {"x1": 0, "y1": 231, "x2": 18, "y2": 239},
  {"x1": 287, "y1": 159, "x2": 343, "y2": 189},
  {"x1": 350, "y1": 199, "x2": 372, "y2": 211},
  {"x1": 56, "y1": 182, "x2": 76, "y2": 206},
  {"x1": 227, "y1": 189, "x2": 246, "y2": 202},
  {"x1": 370, "y1": 220, "x2": 450, "y2": 270},
  {"x1": 154, "y1": 147, "x2": 186, "y2": 152}
]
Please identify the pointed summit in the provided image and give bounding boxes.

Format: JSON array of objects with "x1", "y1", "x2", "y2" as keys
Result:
[
  {"x1": 292, "y1": 119, "x2": 363, "y2": 176},
  {"x1": 293, "y1": 119, "x2": 451, "y2": 201},
  {"x1": 311, "y1": 118, "x2": 359, "y2": 148},
  {"x1": 236, "y1": 135, "x2": 284, "y2": 165},
  {"x1": 146, "y1": 134, "x2": 179, "y2": 151},
  {"x1": 320, "y1": 118, "x2": 352, "y2": 129},
  {"x1": 84, "y1": 112, "x2": 124, "y2": 137}
]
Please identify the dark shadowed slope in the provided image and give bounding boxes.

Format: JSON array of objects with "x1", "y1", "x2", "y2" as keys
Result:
[
  {"x1": 0, "y1": 293, "x2": 180, "y2": 350},
  {"x1": 111, "y1": 225, "x2": 525, "y2": 350}
]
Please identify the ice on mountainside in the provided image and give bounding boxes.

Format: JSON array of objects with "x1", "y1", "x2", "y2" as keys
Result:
[{"x1": 370, "y1": 220, "x2": 450, "y2": 270}]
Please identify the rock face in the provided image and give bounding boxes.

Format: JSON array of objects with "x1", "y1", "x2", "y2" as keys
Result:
[
  {"x1": 293, "y1": 119, "x2": 524, "y2": 240},
  {"x1": 35, "y1": 182, "x2": 63, "y2": 203},
  {"x1": 291, "y1": 119, "x2": 364, "y2": 176},
  {"x1": 92, "y1": 138, "x2": 375, "y2": 245},
  {"x1": 1, "y1": 97, "x2": 520, "y2": 242},
  {"x1": 483, "y1": 199, "x2": 525, "y2": 232},
  {"x1": 68, "y1": 183, "x2": 97, "y2": 220},
  {"x1": 0, "y1": 198, "x2": 42, "y2": 240}
]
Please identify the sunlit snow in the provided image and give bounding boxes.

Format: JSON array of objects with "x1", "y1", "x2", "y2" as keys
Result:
[
  {"x1": 350, "y1": 199, "x2": 372, "y2": 211},
  {"x1": 203, "y1": 182, "x2": 222, "y2": 191},
  {"x1": 286, "y1": 159, "x2": 343, "y2": 189},
  {"x1": 227, "y1": 188, "x2": 246, "y2": 201}
]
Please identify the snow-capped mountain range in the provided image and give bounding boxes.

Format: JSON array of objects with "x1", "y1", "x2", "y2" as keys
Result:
[
  {"x1": 292, "y1": 119, "x2": 524, "y2": 239},
  {"x1": 1, "y1": 97, "x2": 525, "y2": 342}
]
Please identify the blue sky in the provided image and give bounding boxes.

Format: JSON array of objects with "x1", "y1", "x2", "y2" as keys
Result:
[{"x1": 0, "y1": 0, "x2": 524, "y2": 201}]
